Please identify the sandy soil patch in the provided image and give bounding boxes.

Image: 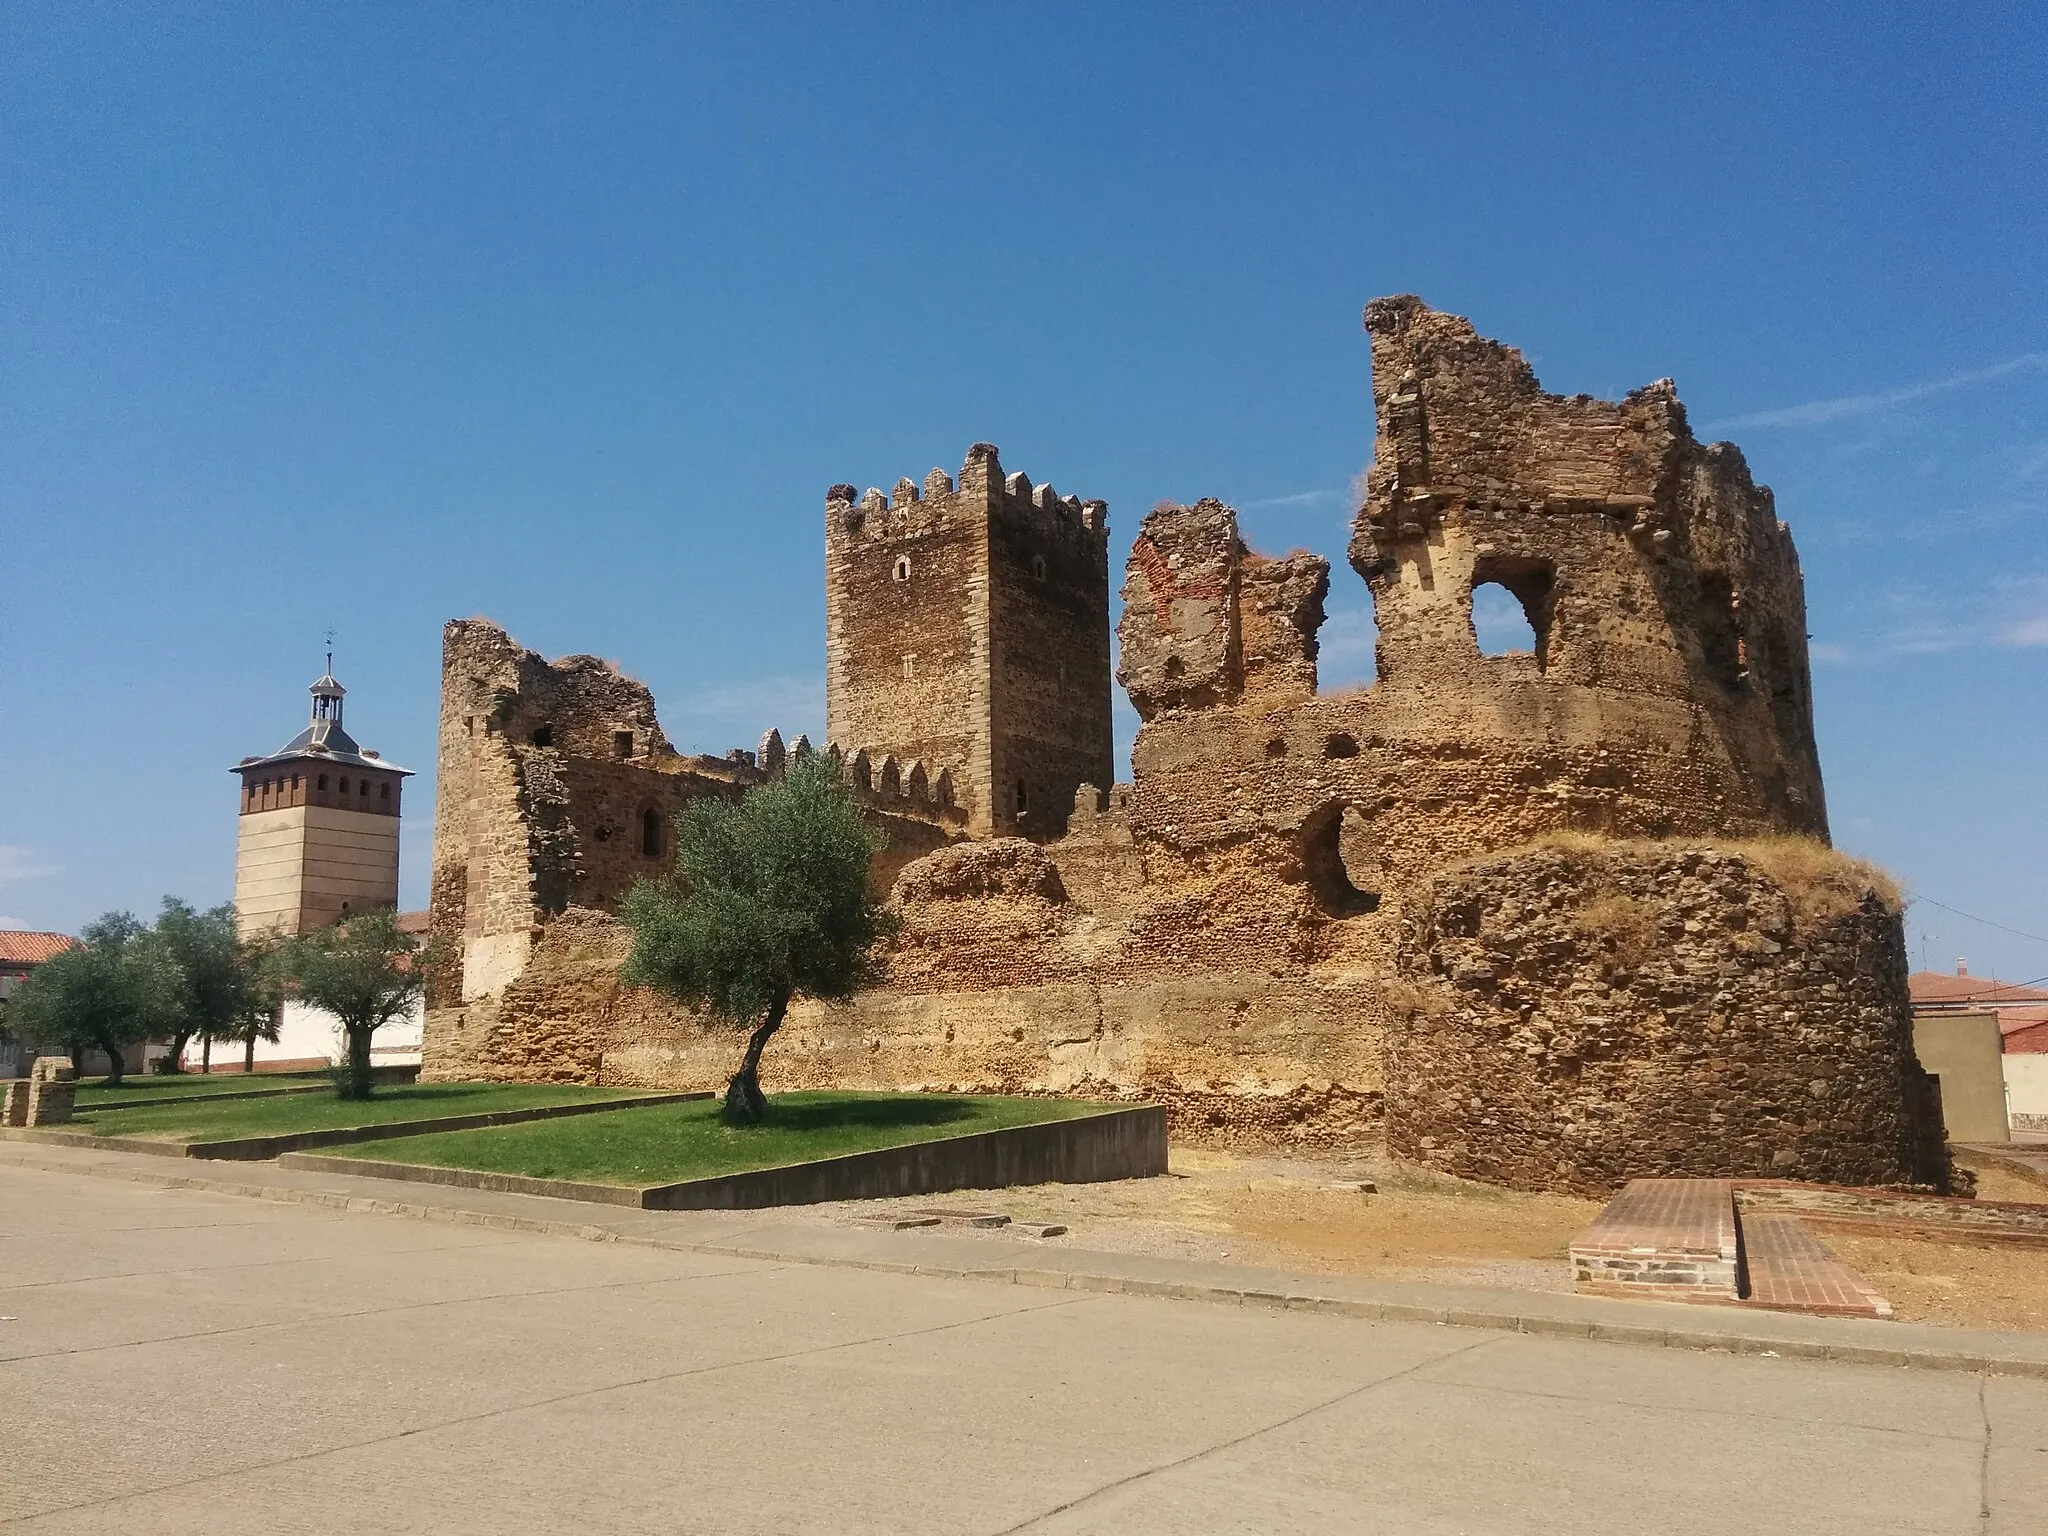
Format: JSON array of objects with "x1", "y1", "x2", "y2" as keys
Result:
[
  {"x1": 1805, "y1": 1150, "x2": 2048, "y2": 1332},
  {"x1": 816, "y1": 1144, "x2": 1601, "y2": 1291}
]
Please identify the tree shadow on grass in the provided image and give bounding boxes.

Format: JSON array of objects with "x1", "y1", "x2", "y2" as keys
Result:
[{"x1": 755, "y1": 1095, "x2": 981, "y2": 1134}]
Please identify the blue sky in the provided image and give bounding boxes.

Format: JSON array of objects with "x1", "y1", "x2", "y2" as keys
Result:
[{"x1": 3, "y1": 4, "x2": 2044, "y2": 980}]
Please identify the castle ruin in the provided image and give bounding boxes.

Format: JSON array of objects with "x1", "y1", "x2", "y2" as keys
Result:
[{"x1": 422, "y1": 298, "x2": 1949, "y2": 1196}]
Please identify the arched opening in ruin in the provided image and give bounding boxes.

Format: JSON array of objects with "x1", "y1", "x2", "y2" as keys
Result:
[
  {"x1": 530, "y1": 725, "x2": 554, "y2": 748},
  {"x1": 892, "y1": 555, "x2": 911, "y2": 582},
  {"x1": 1323, "y1": 733, "x2": 1358, "y2": 759},
  {"x1": 1301, "y1": 801, "x2": 1382, "y2": 916},
  {"x1": 641, "y1": 808, "x2": 663, "y2": 859},
  {"x1": 1469, "y1": 556, "x2": 1553, "y2": 667}
]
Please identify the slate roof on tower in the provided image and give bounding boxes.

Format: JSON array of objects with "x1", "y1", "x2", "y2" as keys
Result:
[{"x1": 231, "y1": 669, "x2": 412, "y2": 778}]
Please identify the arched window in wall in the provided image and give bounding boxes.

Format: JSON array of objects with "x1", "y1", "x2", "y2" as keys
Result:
[
  {"x1": 641, "y1": 808, "x2": 663, "y2": 859},
  {"x1": 1469, "y1": 556, "x2": 1556, "y2": 670}
]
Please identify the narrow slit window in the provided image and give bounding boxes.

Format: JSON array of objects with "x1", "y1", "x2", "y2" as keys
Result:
[{"x1": 642, "y1": 809, "x2": 663, "y2": 858}]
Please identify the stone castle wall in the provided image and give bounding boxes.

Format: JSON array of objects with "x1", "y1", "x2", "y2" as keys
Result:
[
  {"x1": 1383, "y1": 840, "x2": 1949, "y2": 1196},
  {"x1": 824, "y1": 443, "x2": 1113, "y2": 839},
  {"x1": 426, "y1": 619, "x2": 961, "y2": 1015},
  {"x1": 422, "y1": 298, "x2": 1948, "y2": 1193}
]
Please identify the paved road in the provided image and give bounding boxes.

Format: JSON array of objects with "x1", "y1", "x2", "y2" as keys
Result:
[{"x1": 3, "y1": 1167, "x2": 2043, "y2": 1534}]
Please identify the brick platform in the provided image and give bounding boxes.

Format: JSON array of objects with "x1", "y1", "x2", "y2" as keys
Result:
[
  {"x1": 1569, "y1": 1179, "x2": 1740, "y2": 1300},
  {"x1": 1740, "y1": 1212, "x2": 1892, "y2": 1319},
  {"x1": 1573, "y1": 1177, "x2": 1902, "y2": 1319}
]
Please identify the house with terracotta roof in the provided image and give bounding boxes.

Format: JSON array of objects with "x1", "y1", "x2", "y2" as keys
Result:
[
  {"x1": 0, "y1": 930, "x2": 77, "y2": 1076},
  {"x1": 1910, "y1": 964, "x2": 2048, "y2": 1135}
]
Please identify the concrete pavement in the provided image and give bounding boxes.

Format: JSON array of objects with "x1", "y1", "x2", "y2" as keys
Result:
[{"x1": 4, "y1": 1164, "x2": 2046, "y2": 1533}]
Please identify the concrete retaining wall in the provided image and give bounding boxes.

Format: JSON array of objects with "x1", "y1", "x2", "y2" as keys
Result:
[{"x1": 279, "y1": 1104, "x2": 1168, "y2": 1210}]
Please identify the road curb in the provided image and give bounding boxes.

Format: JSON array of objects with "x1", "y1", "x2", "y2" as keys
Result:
[{"x1": 6, "y1": 1144, "x2": 2046, "y2": 1379}]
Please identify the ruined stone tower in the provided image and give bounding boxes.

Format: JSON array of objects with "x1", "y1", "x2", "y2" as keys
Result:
[
  {"x1": 231, "y1": 666, "x2": 410, "y2": 935},
  {"x1": 823, "y1": 443, "x2": 1113, "y2": 838}
]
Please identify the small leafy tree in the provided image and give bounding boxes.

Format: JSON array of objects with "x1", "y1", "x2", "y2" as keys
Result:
[
  {"x1": 11, "y1": 912, "x2": 177, "y2": 1085},
  {"x1": 275, "y1": 908, "x2": 428, "y2": 1099},
  {"x1": 621, "y1": 754, "x2": 894, "y2": 1125},
  {"x1": 150, "y1": 898, "x2": 279, "y2": 1073},
  {"x1": 216, "y1": 927, "x2": 286, "y2": 1073}
]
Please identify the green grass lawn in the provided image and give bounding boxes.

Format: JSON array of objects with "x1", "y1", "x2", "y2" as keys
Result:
[
  {"x1": 77, "y1": 1082, "x2": 649, "y2": 1142},
  {"x1": 73, "y1": 1072, "x2": 329, "y2": 1105},
  {"x1": 325, "y1": 1090, "x2": 1112, "y2": 1186}
]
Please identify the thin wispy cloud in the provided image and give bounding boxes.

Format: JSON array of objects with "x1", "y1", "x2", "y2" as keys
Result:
[
  {"x1": 1810, "y1": 573, "x2": 2048, "y2": 662},
  {"x1": 668, "y1": 674, "x2": 826, "y2": 750},
  {"x1": 1239, "y1": 488, "x2": 1345, "y2": 512},
  {"x1": 1706, "y1": 352, "x2": 2048, "y2": 432},
  {"x1": 0, "y1": 846, "x2": 59, "y2": 890}
]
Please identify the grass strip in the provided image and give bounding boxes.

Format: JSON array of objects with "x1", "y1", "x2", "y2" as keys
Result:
[
  {"x1": 324, "y1": 1090, "x2": 1111, "y2": 1187},
  {"x1": 80, "y1": 1082, "x2": 645, "y2": 1142}
]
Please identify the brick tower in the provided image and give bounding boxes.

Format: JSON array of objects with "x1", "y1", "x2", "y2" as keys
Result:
[
  {"x1": 823, "y1": 443, "x2": 1113, "y2": 838},
  {"x1": 231, "y1": 664, "x2": 411, "y2": 935}
]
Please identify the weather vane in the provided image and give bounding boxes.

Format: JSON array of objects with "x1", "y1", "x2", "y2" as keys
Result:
[{"x1": 324, "y1": 626, "x2": 336, "y2": 674}]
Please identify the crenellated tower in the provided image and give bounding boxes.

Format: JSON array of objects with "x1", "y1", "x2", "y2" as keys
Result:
[{"x1": 823, "y1": 443, "x2": 1113, "y2": 838}]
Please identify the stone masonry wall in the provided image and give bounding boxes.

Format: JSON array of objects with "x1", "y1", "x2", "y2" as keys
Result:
[
  {"x1": 425, "y1": 619, "x2": 963, "y2": 1028},
  {"x1": 825, "y1": 443, "x2": 1112, "y2": 839},
  {"x1": 1384, "y1": 840, "x2": 1950, "y2": 1195},
  {"x1": 423, "y1": 298, "x2": 1930, "y2": 1189}
]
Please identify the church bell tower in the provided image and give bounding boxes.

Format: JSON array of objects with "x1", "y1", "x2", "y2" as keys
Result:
[{"x1": 231, "y1": 662, "x2": 411, "y2": 935}]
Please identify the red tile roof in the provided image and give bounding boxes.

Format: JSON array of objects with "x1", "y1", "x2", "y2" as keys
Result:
[
  {"x1": 1908, "y1": 970, "x2": 2048, "y2": 1008},
  {"x1": 0, "y1": 931, "x2": 76, "y2": 967},
  {"x1": 1998, "y1": 1006, "x2": 2048, "y2": 1054},
  {"x1": 395, "y1": 910, "x2": 431, "y2": 935}
]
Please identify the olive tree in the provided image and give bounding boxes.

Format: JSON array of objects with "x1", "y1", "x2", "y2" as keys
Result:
[
  {"x1": 621, "y1": 755, "x2": 894, "y2": 1125},
  {"x1": 11, "y1": 912, "x2": 177, "y2": 1084},
  {"x1": 150, "y1": 898, "x2": 279, "y2": 1073},
  {"x1": 275, "y1": 908, "x2": 429, "y2": 1099}
]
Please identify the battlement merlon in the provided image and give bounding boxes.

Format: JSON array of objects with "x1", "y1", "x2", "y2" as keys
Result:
[{"x1": 825, "y1": 443, "x2": 1109, "y2": 546}]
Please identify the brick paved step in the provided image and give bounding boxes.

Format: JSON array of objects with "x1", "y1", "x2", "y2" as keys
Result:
[
  {"x1": 1570, "y1": 1178, "x2": 1740, "y2": 1301},
  {"x1": 1739, "y1": 1213, "x2": 1892, "y2": 1319}
]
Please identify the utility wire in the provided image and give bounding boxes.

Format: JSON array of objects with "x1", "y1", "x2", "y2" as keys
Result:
[{"x1": 1903, "y1": 892, "x2": 2048, "y2": 950}]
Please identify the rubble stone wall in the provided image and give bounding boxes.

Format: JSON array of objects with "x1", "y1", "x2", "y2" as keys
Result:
[
  {"x1": 825, "y1": 443, "x2": 1113, "y2": 840},
  {"x1": 1384, "y1": 841, "x2": 1950, "y2": 1195},
  {"x1": 423, "y1": 298, "x2": 1935, "y2": 1192},
  {"x1": 425, "y1": 619, "x2": 963, "y2": 1016}
]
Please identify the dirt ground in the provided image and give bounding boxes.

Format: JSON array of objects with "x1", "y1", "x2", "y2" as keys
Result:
[
  {"x1": 822, "y1": 1144, "x2": 1603, "y2": 1292},
  {"x1": 813, "y1": 1143, "x2": 2048, "y2": 1329},
  {"x1": 1811, "y1": 1152, "x2": 2048, "y2": 1333}
]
